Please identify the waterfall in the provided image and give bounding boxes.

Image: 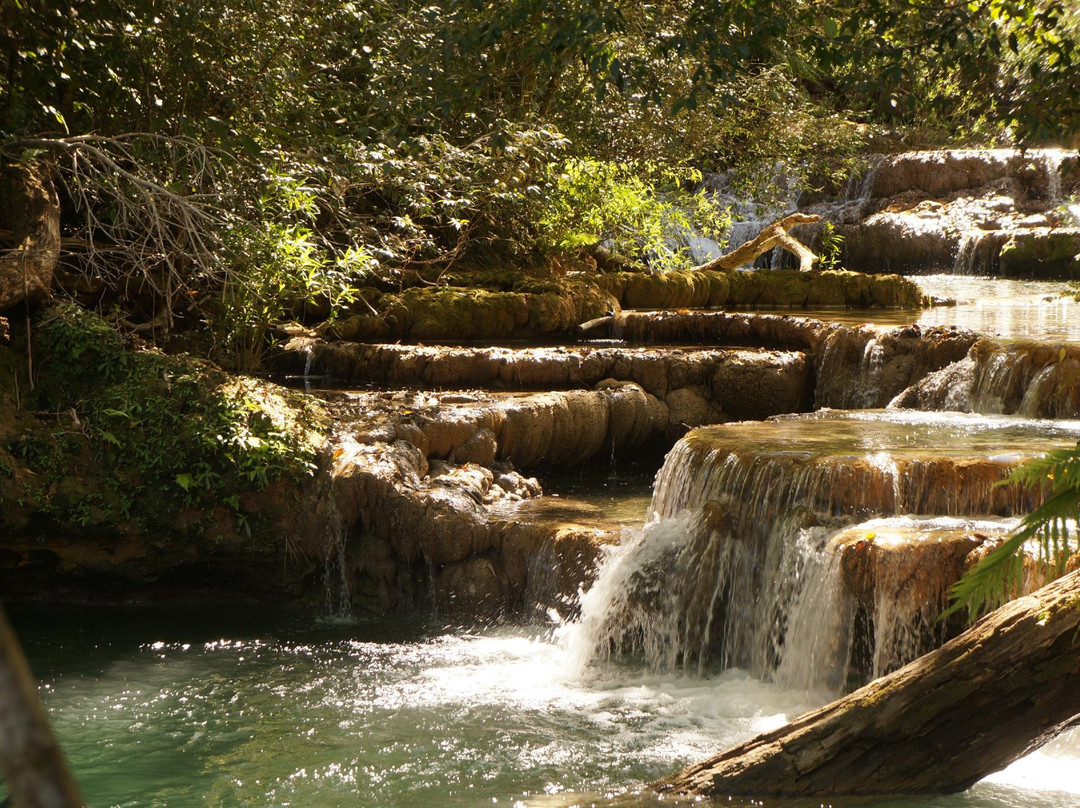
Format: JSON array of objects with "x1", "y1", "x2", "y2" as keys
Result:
[
  {"x1": 772, "y1": 547, "x2": 854, "y2": 693},
  {"x1": 302, "y1": 345, "x2": 315, "y2": 393},
  {"x1": 565, "y1": 411, "x2": 1080, "y2": 690},
  {"x1": 952, "y1": 231, "x2": 1005, "y2": 276}
]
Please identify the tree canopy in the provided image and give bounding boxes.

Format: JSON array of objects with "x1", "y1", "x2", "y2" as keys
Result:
[{"x1": 2, "y1": 0, "x2": 1078, "y2": 364}]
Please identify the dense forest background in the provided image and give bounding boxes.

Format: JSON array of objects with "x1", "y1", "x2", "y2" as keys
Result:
[{"x1": 2, "y1": 0, "x2": 1079, "y2": 368}]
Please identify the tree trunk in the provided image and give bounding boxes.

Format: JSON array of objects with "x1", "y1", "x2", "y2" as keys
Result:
[
  {"x1": 654, "y1": 567, "x2": 1080, "y2": 798},
  {"x1": 0, "y1": 605, "x2": 84, "y2": 807},
  {"x1": 695, "y1": 212, "x2": 821, "y2": 272}
]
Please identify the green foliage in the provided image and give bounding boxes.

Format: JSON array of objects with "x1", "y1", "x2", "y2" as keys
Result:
[
  {"x1": 818, "y1": 222, "x2": 845, "y2": 271},
  {"x1": 539, "y1": 159, "x2": 730, "y2": 271},
  {"x1": 26, "y1": 305, "x2": 325, "y2": 533},
  {"x1": 3, "y1": 0, "x2": 1079, "y2": 363},
  {"x1": 947, "y1": 443, "x2": 1080, "y2": 621},
  {"x1": 215, "y1": 167, "x2": 374, "y2": 370}
]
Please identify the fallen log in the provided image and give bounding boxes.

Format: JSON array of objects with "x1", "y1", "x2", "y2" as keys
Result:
[
  {"x1": 695, "y1": 212, "x2": 821, "y2": 272},
  {"x1": 654, "y1": 566, "x2": 1080, "y2": 798}
]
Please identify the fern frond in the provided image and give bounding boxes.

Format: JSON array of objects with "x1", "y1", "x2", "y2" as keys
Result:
[{"x1": 947, "y1": 443, "x2": 1080, "y2": 622}]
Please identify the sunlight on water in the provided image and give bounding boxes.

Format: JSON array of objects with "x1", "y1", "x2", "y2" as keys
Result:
[
  {"x1": 756, "y1": 275, "x2": 1080, "y2": 343},
  {"x1": 7, "y1": 606, "x2": 1080, "y2": 808}
]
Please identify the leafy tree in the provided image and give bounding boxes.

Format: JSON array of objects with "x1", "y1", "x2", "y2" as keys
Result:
[{"x1": 3, "y1": 0, "x2": 1079, "y2": 366}]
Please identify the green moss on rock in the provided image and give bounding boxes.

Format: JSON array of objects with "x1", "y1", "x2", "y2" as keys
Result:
[
  {"x1": 327, "y1": 281, "x2": 616, "y2": 342},
  {"x1": 16, "y1": 304, "x2": 327, "y2": 540},
  {"x1": 999, "y1": 230, "x2": 1080, "y2": 279}
]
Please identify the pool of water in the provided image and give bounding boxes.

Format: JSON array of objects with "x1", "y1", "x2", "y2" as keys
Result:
[
  {"x1": 755, "y1": 275, "x2": 1080, "y2": 342},
  {"x1": 5, "y1": 604, "x2": 1080, "y2": 808}
]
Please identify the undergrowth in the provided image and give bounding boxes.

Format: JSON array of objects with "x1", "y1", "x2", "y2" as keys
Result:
[{"x1": 13, "y1": 304, "x2": 326, "y2": 538}]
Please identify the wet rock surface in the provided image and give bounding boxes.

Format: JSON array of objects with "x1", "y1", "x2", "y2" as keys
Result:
[
  {"x1": 795, "y1": 148, "x2": 1080, "y2": 277},
  {"x1": 890, "y1": 339, "x2": 1080, "y2": 418}
]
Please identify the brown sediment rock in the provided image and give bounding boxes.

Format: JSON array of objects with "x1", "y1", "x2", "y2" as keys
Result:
[
  {"x1": 814, "y1": 324, "x2": 979, "y2": 409},
  {"x1": 833, "y1": 520, "x2": 996, "y2": 674},
  {"x1": 572, "y1": 313, "x2": 977, "y2": 412},
  {"x1": 890, "y1": 339, "x2": 1080, "y2": 418},
  {"x1": 338, "y1": 385, "x2": 670, "y2": 469},
  {"x1": 301, "y1": 340, "x2": 812, "y2": 425},
  {"x1": 798, "y1": 148, "x2": 1080, "y2": 276},
  {"x1": 658, "y1": 412, "x2": 1066, "y2": 524},
  {"x1": 598, "y1": 268, "x2": 923, "y2": 311},
  {"x1": 325, "y1": 433, "x2": 615, "y2": 618},
  {"x1": 0, "y1": 163, "x2": 59, "y2": 310}
]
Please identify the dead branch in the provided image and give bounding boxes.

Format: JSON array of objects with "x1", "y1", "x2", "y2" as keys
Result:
[
  {"x1": 695, "y1": 212, "x2": 821, "y2": 272},
  {"x1": 4, "y1": 134, "x2": 234, "y2": 328}
]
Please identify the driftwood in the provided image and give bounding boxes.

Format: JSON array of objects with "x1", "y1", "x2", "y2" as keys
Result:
[
  {"x1": 695, "y1": 212, "x2": 821, "y2": 272},
  {"x1": 0, "y1": 606, "x2": 83, "y2": 807},
  {"x1": 655, "y1": 567, "x2": 1080, "y2": 798}
]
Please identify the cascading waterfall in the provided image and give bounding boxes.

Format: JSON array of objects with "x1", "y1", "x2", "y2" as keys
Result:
[
  {"x1": 566, "y1": 410, "x2": 1080, "y2": 693},
  {"x1": 894, "y1": 341, "x2": 1080, "y2": 419}
]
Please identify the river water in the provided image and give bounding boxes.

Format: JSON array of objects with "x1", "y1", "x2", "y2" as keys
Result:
[
  {"x1": 755, "y1": 275, "x2": 1080, "y2": 342},
  {"x1": 8, "y1": 595, "x2": 1080, "y2": 808}
]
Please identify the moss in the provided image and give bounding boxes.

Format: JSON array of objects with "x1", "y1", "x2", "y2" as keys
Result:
[
  {"x1": 15, "y1": 304, "x2": 327, "y2": 540},
  {"x1": 725, "y1": 269, "x2": 766, "y2": 304},
  {"x1": 753, "y1": 270, "x2": 811, "y2": 307},
  {"x1": 804, "y1": 270, "x2": 855, "y2": 306},
  {"x1": 706, "y1": 271, "x2": 730, "y2": 306},
  {"x1": 331, "y1": 282, "x2": 616, "y2": 341},
  {"x1": 999, "y1": 231, "x2": 1080, "y2": 279}
]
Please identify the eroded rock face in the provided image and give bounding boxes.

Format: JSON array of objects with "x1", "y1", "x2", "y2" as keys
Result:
[
  {"x1": 832, "y1": 519, "x2": 993, "y2": 675},
  {"x1": 324, "y1": 431, "x2": 616, "y2": 618},
  {"x1": 0, "y1": 163, "x2": 60, "y2": 310},
  {"x1": 890, "y1": 339, "x2": 1080, "y2": 418},
  {"x1": 797, "y1": 148, "x2": 1080, "y2": 277},
  {"x1": 301, "y1": 340, "x2": 813, "y2": 427},
  {"x1": 814, "y1": 324, "x2": 979, "y2": 409}
]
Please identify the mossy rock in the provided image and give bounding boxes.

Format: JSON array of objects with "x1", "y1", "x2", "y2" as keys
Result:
[
  {"x1": 999, "y1": 230, "x2": 1080, "y2": 279},
  {"x1": 705, "y1": 271, "x2": 731, "y2": 306},
  {"x1": 334, "y1": 282, "x2": 617, "y2": 342},
  {"x1": 868, "y1": 273, "x2": 924, "y2": 307},
  {"x1": 753, "y1": 270, "x2": 812, "y2": 307},
  {"x1": 724, "y1": 269, "x2": 767, "y2": 304},
  {"x1": 622, "y1": 270, "x2": 712, "y2": 309},
  {"x1": 804, "y1": 270, "x2": 856, "y2": 306},
  {"x1": 20, "y1": 304, "x2": 326, "y2": 536}
]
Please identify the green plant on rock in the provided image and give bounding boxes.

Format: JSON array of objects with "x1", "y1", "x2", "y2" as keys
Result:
[
  {"x1": 818, "y1": 222, "x2": 845, "y2": 271},
  {"x1": 539, "y1": 158, "x2": 730, "y2": 271},
  {"x1": 947, "y1": 443, "x2": 1080, "y2": 620},
  {"x1": 217, "y1": 169, "x2": 374, "y2": 371},
  {"x1": 30, "y1": 305, "x2": 326, "y2": 535}
]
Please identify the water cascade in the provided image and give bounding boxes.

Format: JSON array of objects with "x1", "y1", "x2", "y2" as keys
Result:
[
  {"x1": 569, "y1": 410, "x2": 1080, "y2": 690},
  {"x1": 892, "y1": 340, "x2": 1080, "y2": 418}
]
